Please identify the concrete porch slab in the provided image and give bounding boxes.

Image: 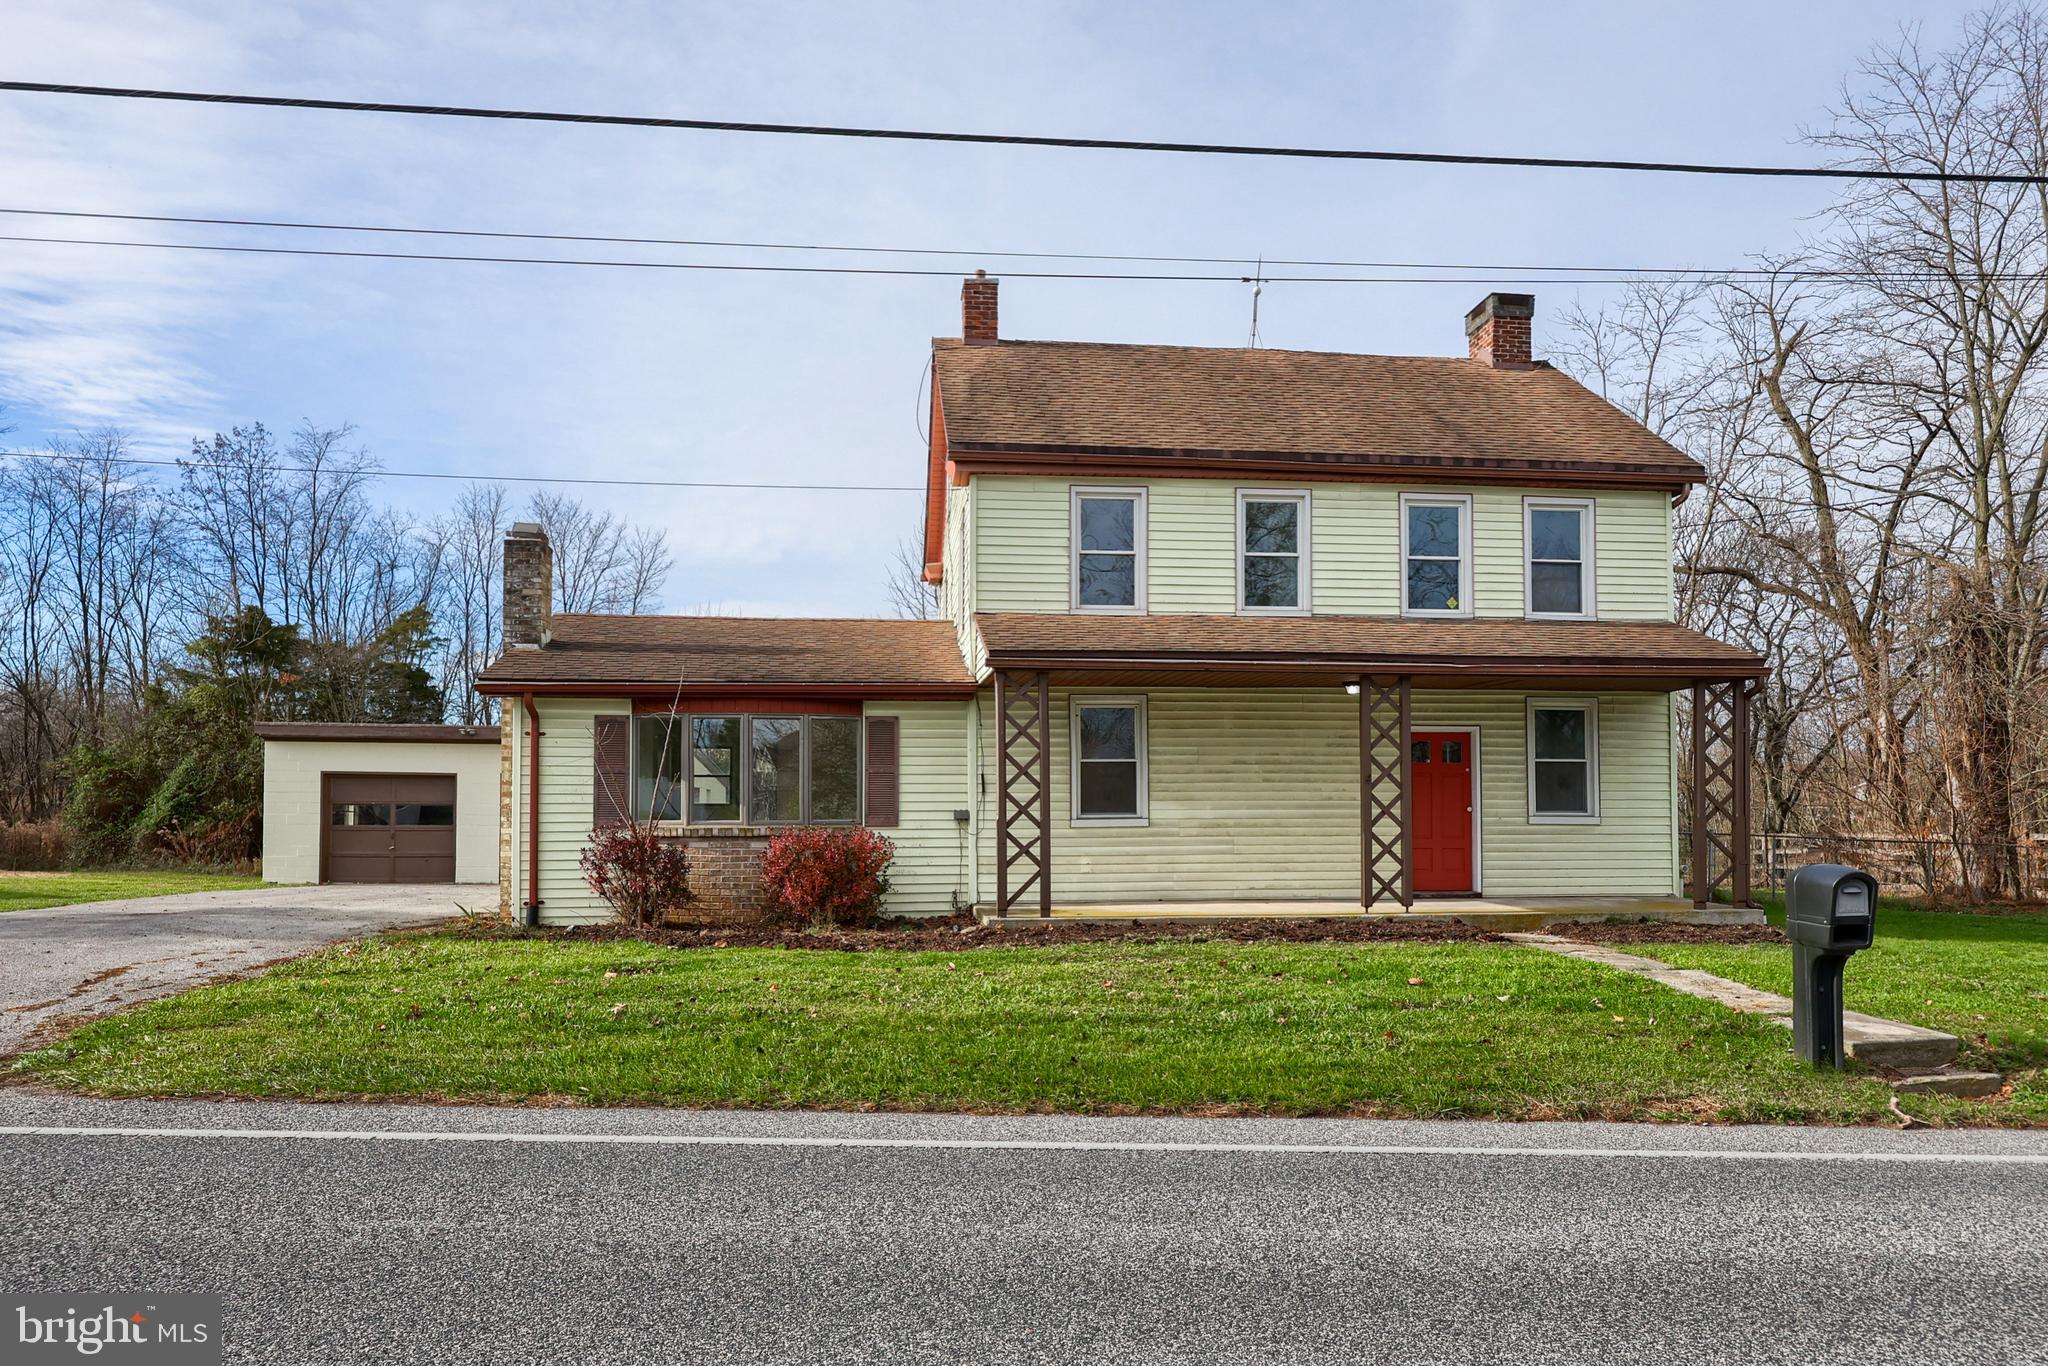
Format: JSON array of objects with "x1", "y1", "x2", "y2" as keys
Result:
[{"x1": 977, "y1": 896, "x2": 1765, "y2": 930}]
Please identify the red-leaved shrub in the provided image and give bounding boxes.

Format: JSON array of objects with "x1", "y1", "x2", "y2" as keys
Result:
[
  {"x1": 758, "y1": 826, "x2": 895, "y2": 929},
  {"x1": 580, "y1": 825, "x2": 693, "y2": 930}
]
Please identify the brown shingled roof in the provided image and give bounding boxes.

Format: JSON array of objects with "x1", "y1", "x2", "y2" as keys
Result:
[
  {"x1": 977, "y1": 613, "x2": 1763, "y2": 678},
  {"x1": 255, "y1": 722, "x2": 499, "y2": 744},
  {"x1": 932, "y1": 338, "x2": 1704, "y2": 482},
  {"x1": 474, "y1": 615, "x2": 976, "y2": 691}
]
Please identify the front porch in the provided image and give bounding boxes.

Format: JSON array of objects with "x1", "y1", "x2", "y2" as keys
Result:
[
  {"x1": 974, "y1": 615, "x2": 1769, "y2": 925},
  {"x1": 976, "y1": 894, "x2": 1765, "y2": 930}
]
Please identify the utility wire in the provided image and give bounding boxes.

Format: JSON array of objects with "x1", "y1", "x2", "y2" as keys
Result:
[
  {"x1": 0, "y1": 205, "x2": 1971, "y2": 279},
  {"x1": 0, "y1": 448, "x2": 921, "y2": 493},
  {"x1": 2, "y1": 80, "x2": 2039, "y2": 186},
  {"x1": 1, "y1": 233, "x2": 1992, "y2": 286}
]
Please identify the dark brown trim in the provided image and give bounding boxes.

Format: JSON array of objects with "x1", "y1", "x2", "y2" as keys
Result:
[
  {"x1": 984, "y1": 651, "x2": 1767, "y2": 681},
  {"x1": 1398, "y1": 678, "x2": 1414, "y2": 908},
  {"x1": 1691, "y1": 681, "x2": 1708, "y2": 908},
  {"x1": 475, "y1": 680, "x2": 977, "y2": 699},
  {"x1": 257, "y1": 722, "x2": 498, "y2": 744},
  {"x1": 948, "y1": 444, "x2": 1702, "y2": 493}
]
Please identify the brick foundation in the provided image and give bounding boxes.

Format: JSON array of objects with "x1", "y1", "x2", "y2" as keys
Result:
[{"x1": 661, "y1": 827, "x2": 773, "y2": 926}]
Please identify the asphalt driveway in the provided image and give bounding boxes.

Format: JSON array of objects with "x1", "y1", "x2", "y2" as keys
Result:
[{"x1": 0, "y1": 884, "x2": 479, "y2": 1055}]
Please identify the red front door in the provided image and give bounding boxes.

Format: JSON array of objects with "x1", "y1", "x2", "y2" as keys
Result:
[{"x1": 1411, "y1": 732, "x2": 1474, "y2": 894}]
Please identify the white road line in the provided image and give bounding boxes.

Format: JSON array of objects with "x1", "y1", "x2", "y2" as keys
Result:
[{"x1": 1, "y1": 1124, "x2": 2045, "y2": 1164}]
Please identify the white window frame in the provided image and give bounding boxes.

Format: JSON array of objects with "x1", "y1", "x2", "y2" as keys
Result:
[
  {"x1": 1400, "y1": 493, "x2": 1474, "y2": 619},
  {"x1": 1069, "y1": 695, "x2": 1149, "y2": 827},
  {"x1": 1526, "y1": 697, "x2": 1600, "y2": 824},
  {"x1": 1236, "y1": 488, "x2": 1311, "y2": 615},
  {"x1": 1069, "y1": 486, "x2": 1147, "y2": 614},
  {"x1": 1523, "y1": 496, "x2": 1597, "y2": 621}
]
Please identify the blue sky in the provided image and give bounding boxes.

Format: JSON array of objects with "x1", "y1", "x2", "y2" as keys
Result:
[{"x1": 0, "y1": 0, "x2": 1959, "y2": 615}]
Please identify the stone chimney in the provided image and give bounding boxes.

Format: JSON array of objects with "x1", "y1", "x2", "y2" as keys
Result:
[
  {"x1": 962, "y1": 270, "x2": 998, "y2": 344},
  {"x1": 1465, "y1": 292, "x2": 1535, "y2": 368},
  {"x1": 504, "y1": 522, "x2": 553, "y2": 649}
]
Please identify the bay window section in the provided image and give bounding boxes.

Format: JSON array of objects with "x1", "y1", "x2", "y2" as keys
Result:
[
  {"x1": 1402, "y1": 494, "x2": 1470, "y2": 616},
  {"x1": 690, "y1": 717, "x2": 743, "y2": 823},
  {"x1": 1526, "y1": 498, "x2": 1594, "y2": 618},
  {"x1": 634, "y1": 715, "x2": 685, "y2": 821},
  {"x1": 637, "y1": 712, "x2": 864, "y2": 824},
  {"x1": 1072, "y1": 488, "x2": 1145, "y2": 611},
  {"x1": 1072, "y1": 698, "x2": 1147, "y2": 824},
  {"x1": 748, "y1": 717, "x2": 803, "y2": 823},
  {"x1": 1239, "y1": 490, "x2": 1308, "y2": 612},
  {"x1": 808, "y1": 717, "x2": 862, "y2": 822},
  {"x1": 1527, "y1": 699, "x2": 1598, "y2": 822}
]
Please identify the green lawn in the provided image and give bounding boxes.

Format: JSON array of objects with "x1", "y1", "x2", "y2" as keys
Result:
[
  {"x1": 1631, "y1": 897, "x2": 2048, "y2": 1124},
  {"x1": 16, "y1": 930, "x2": 1912, "y2": 1123},
  {"x1": 0, "y1": 869, "x2": 265, "y2": 912}
]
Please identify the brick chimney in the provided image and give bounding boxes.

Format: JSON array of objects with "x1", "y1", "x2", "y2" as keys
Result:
[
  {"x1": 504, "y1": 522, "x2": 553, "y2": 649},
  {"x1": 962, "y1": 270, "x2": 998, "y2": 344},
  {"x1": 1465, "y1": 292, "x2": 1535, "y2": 368}
]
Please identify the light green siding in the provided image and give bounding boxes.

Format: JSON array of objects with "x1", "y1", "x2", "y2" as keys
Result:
[
  {"x1": 939, "y1": 483, "x2": 985, "y2": 674},
  {"x1": 510, "y1": 696, "x2": 630, "y2": 924},
  {"x1": 971, "y1": 686, "x2": 1678, "y2": 904},
  {"x1": 969, "y1": 475, "x2": 1672, "y2": 620},
  {"x1": 868, "y1": 698, "x2": 976, "y2": 915}
]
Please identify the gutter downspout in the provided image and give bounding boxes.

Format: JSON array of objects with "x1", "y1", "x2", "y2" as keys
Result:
[{"x1": 522, "y1": 692, "x2": 543, "y2": 927}]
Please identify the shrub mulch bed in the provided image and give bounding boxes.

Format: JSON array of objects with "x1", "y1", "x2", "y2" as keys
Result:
[{"x1": 451, "y1": 912, "x2": 1509, "y2": 953}]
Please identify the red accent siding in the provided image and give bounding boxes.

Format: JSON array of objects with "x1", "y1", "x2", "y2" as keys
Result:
[
  {"x1": 922, "y1": 370, "x2": 949, "y2": 583},
  {"x1": 632, "y1": 697, "x2": 862, "y2": 716}
]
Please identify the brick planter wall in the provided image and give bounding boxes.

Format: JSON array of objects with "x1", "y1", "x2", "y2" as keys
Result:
[{"x1": 661, "y1": 827, "x2": 772, "y2": 926}]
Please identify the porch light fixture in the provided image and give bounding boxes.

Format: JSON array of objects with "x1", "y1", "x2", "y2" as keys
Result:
[{"x1": 1343, "y1": 681, "x2": 1361, "y2": 696}]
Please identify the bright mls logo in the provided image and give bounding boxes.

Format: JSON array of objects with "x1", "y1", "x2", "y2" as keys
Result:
[{"x1": 6, "y1": 1296, "x2": 219, "y2": 1363}]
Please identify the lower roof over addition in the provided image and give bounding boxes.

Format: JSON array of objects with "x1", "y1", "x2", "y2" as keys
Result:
[
  {"x1": 254, "y1": 722, "x2": 500, "y2": 744},
  {"x1": 472, "y1": 614, "x2": 979, "y2": 695},
  {"x1": 974, "y1": 612, "x2": 1766, "y2": 690}
]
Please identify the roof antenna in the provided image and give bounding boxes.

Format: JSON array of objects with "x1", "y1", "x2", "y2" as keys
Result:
[{"x1": 1245, "y1": 254, "x2": 1265, "y2": 348}]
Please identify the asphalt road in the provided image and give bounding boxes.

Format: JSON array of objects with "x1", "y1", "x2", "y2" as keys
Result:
[
  {"x1": 2, "y1": 1094, "x2": 2043, "y2": 1365},
  {"x1": 0, "y1": 884, "x2": 476, "y2": 1053}
]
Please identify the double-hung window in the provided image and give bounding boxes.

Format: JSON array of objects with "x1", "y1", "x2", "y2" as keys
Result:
[
  {"x1": 1071, "y1": 698, "x2": 1147, "y2": 824},
  {"x1": 1238, "y1": 490, "x2": 1309, "y2": 613},
  {"x1": 1071, "y1": 487, "x2": 1145, "y2": 611},
  {"x1": 1527, "y1": 699, "x2": 1598, "y2": 822},
  {"x1": 1525, "y1": 497, "x2": 1595, "y2": 619},
  {"x1": 1401, "y1": 494, "x2": 1471, "y2": 617},
  {"x1": 635, "y1": 713, "x2": 862, "y2": 824}
]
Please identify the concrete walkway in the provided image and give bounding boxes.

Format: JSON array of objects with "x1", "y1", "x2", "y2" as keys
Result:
[
  {"x1": 1508, "y1": 932, "x2": 1961, "y2": 1071},
  {"x1": 0, "y1": 883, "x2": 480, "y2": 1055}
]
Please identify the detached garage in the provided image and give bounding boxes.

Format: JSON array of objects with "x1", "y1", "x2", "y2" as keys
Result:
[{"x1": 257, "y1": 722, "x2": 500, "y2": 885}]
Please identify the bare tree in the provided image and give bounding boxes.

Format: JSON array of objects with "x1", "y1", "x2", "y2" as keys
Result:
[{"x1": 885, "y1": 535, "x2": 940, "y2": 620}]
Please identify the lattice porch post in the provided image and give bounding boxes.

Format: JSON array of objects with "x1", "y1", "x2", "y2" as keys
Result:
[
  {"x1": 995, "y1": 669, "x2": 1051, "y2": 918},
  {"x1": 1361, "y1": 677, "x2": 1413, "y2": 908},
  {"x1": 1689, "y1": 679, "x2": 1746, "y2": 908}
]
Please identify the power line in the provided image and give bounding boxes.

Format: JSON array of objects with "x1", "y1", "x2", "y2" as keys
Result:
[
  {"x1": 3, "y1": 233, "x2": 1996, "y2": 287},
  {"x1": 0, "y1": 233, "x2": 1243, "y2": 280},
  {"x1": 0, "y1": 448, "x2": 921, "y2": 493},
  {"x1": 2, "y1": 79, "x2": 2039, "y2": 186},
  {"x1": 0, "y1": 205, "x2": 2006, "y2": 280}
]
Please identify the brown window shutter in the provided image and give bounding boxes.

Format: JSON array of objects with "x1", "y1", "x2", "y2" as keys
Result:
[
  {"x1": 865, "y1": 716, "x2": 900, "y2": 827},
  {"x1": 593, "y1": 715, "x2": 632, "y2": 828}
]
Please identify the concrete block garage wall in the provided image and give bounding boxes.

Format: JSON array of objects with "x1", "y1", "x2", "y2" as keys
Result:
[{"x1": 260, "y1": 737, "x2": 502, "y2": 884}]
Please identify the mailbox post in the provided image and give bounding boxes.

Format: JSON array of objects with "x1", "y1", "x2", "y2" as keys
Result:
[{"x1": 1784, "y1": 864, "x2": 1878, "y2": 1067}]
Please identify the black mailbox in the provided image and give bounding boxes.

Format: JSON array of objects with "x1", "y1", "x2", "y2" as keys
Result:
[{"x1": 1784, "y1": 864, "x2": 1879, "y2": 1067}]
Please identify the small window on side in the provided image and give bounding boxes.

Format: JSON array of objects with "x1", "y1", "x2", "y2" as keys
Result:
[{"x1": 1528, "y1": 700, "x2": 1598, "y2": 821}]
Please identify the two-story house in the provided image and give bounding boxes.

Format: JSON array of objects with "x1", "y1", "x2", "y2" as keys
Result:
[{"x1": 475, "y1": 278, "x2": 1764, "y2": 925}]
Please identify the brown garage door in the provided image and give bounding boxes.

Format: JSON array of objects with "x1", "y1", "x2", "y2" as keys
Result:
[{"x1": 324, "y1": 774, "x2": 457, "y2": 883}]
